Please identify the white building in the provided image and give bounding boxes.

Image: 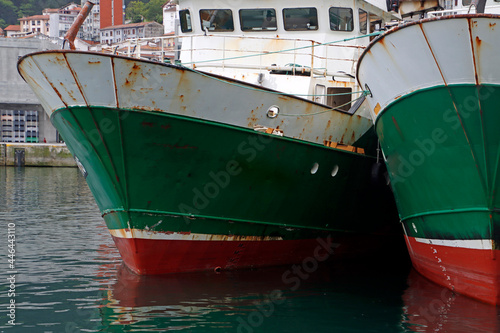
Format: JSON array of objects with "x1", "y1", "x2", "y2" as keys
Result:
[
  {"x1": 4, "y1": 25, "x2": 21, "y2": 37},
  {"x1": 162, "y1": 1, "x2": 179, "y2": 34},
  {"x1": 19, "y1": 15, "x2": 50, "y2": 35},
  {"x1": 82, "y1": 0, "x2": 101, "y2": 41},
  {"x1": 43, "y1": 3, "x2": 82, "y2": 39},
  {"x1": 100, "y1": 21, "x2": 164, "y2": 44}
]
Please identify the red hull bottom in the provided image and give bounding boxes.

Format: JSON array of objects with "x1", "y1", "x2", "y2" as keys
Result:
[
  {"x1": 405, "y1": 236, "x2": 500, "y2": 305},
  {"x1": 112, "y1": 236, "x2": 342, "y2": 275}
]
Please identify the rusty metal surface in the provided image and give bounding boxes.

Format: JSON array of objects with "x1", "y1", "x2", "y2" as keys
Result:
[
  {"x1": 358, "y1": 13, "x2": 500, "y2": 72},
  {"x1": 357, "y1": 14, "x2": 500, "y2": 122},
  {"x1": 18, "y1": 50, "x2": 372, "y2": 146},
  {"x1": 64, "y1": 1, "x2": 94, "y2": 50}
]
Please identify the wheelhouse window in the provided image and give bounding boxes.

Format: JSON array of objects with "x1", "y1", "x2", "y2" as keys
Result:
[
  {"x1": 329, "y1": 7, "x2": 353, "y2": 31},
  {"x1": 239, "y1": 8, "x2": 277, "y2": 31},
  {"x1": 179, "y1": 9, "x2": 192, "y2": 33},
  {"x1": 359, "y1": 9, "x2": 368, "y2": 34},
  {"x1": 283, "y1": 7, "x2": 318, "y2": 31},
  {"x1": 199, "y1": 9, "x2": 234, "y2": 32}
]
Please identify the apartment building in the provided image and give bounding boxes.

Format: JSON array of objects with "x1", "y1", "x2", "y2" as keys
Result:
[
  {"x1": 100, "y1": 21, "x2": 163, "y2": 44},
  {"x1": 19, "y1": 15, "x2": 50, "y2": 35}
]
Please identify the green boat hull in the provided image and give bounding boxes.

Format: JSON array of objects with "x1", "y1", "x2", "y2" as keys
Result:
[
  {"x1": 50, "y1": 106, "x2": 397, "y2": 273},
  {"x1": 377, "y1": 84, "x2": 500, "y2": 239},
  {"x1": 377, "y1": 83, "x2": 500, "y2": 304}
]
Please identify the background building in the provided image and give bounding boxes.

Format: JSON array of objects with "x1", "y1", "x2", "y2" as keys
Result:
[
  {"x1": 0, "y1": 38, "x2": 60, "y2": 143},
  {"x1": 19, "y1": 15, "x2": 50, "y2": 35},
  {"x1": 44, "y1": 3, "x2": 83, "y2": 39},
  {"x1": 100, "y1": 0, "x2": 123, "y2": 29},
  {"x1": 82, "y1": 0, "x2": 101, "y2": 41},
  {"x1": 4, "y1": 25, "x2": 20, "y2": 37},
  {"x1": 162, "y1": 1, "x2": 179, "y2": 34},
  {"x1": 100, "y1": 21, "x2": 163, "y2": 44}
]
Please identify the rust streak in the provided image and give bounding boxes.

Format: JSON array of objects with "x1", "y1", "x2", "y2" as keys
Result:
[
  {"x1": 62, "y1": 53, "x2": 89, "y2": 106},
  {"x1": 468, "y1": 18, "x2": 480, "y2": 86},
  {"x1": 64, "y1": 1, "x2": 93, "y2": 50},
  {"x1": 392, "y1": 116, "x2": 405, "y2": 141},
  {"x1": 419, "y1": 24, "x2": 447, "y2": 85},
  {"x1": 111, "y1": 58, "x2": 120, "y2": 109},
  {"x1": 47, "y1": 80, "x2": 67, "y2": 108}
]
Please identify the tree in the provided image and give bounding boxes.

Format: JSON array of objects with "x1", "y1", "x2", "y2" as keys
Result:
[
  {"x1": 0, "y1": 0, "x2": 70, "y2": 29},
  {"x1": 144, "y1": 0, "x2": 164, "y2": 24},
  {"x1": 126, "y1": 1, "x2": 146, "y2": 23},
  {"x1": 0, "y1": 0, "x2": 17, "y2": 28},
  {"x1": 17, "y1": 3, "x2": 36, "y2": 18},
  {"x1": 126, "y1": 0, "x2": 164, "y2": 24}
]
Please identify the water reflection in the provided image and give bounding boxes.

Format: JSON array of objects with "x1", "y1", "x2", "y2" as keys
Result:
[
  {"x1": 402, "y1": 269, "x2": 500, "y2": 332},
  {"x1": 97, "y1": 258, "x2": 412, "y2": 332},
  {"x1": 0, "y1": 167, "x2": 499, "y2": 332},
  {"x1": 0, "y1": 167, "x2": 121, "y2": 332}
]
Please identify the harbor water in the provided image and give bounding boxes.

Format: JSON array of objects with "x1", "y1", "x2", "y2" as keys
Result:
[{"x1": 0, "y1": 167, "x2": 499, "y2": 332}]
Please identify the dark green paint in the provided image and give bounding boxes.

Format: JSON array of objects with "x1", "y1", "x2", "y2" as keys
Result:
[
  {"x1": 377, "y1": 84, "x2": 500, "y2": 241},
  {"x1": 51, "y1": 106, "x2": 397, "y2": 237}
]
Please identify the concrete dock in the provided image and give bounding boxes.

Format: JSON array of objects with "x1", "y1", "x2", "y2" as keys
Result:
[{"x1": 0, "y1": 143, "x2": 76, "y2": 167}]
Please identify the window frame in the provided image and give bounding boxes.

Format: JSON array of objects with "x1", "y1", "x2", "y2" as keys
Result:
[
  {"x1": 359, "y1": 9, "x2": 368, "y2": 34},
  {"x1": 239, "y1": 8, "x2": 278, "y2": 32},
  {"x1": 282, "y1": 7, "x2": 319, "y2": 31},
  {"x1": 199, "y1": 9, "x2": 235, "y2": 32},
  {"x1": 329, "y1": 7, "x2": 354, "y2": 32},
  {"x1": 179, "y1": 9, "x2": 193, "y2": 33}
]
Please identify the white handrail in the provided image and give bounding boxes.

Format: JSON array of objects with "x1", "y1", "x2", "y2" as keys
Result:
[
  {"x1": 122, "y1": 34, "x2": 364, "y2": 78},
  {"x1": 427, "y1": 4, "x2": 500, "y2": 17}
]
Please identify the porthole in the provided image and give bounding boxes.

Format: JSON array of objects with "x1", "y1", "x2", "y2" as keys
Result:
[
  {"x1": 331, "y1": 165, "x2": 339, "y2": 177},
  {"x1": 310, "y1": 162, "x2": 319, "y2": 174}
]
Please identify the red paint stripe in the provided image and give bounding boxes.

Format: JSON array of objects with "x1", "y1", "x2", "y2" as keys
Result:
[
  {"x1": 405, "y1": 235, "x2": 500, "y2": 305},
  {"x1": 402, "y1": 269, "x2": 500, "y2": 332},
  {"x1": 112, "y1": 236, "x2": 337, "y2": 275}
]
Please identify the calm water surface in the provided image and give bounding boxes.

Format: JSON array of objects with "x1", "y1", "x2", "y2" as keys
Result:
[{"x1": 0, "y1": 167, "x2": 499, "y2": 332}]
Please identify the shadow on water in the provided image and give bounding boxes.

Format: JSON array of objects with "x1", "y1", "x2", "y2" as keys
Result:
[
  {"x1": 0, "y1": 167, "x2": 499, "y2": 332},
  {"x1": 98, "y1": 257, "x2": 411, "y2": 333}
]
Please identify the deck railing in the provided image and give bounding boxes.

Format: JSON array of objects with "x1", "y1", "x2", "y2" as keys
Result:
[
  {"x1": 121, "y1": 34, "x2": 367, "y2": 79},
  {"x1": 427, "y1": 4, "x2": 500, "y2": 17}
]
